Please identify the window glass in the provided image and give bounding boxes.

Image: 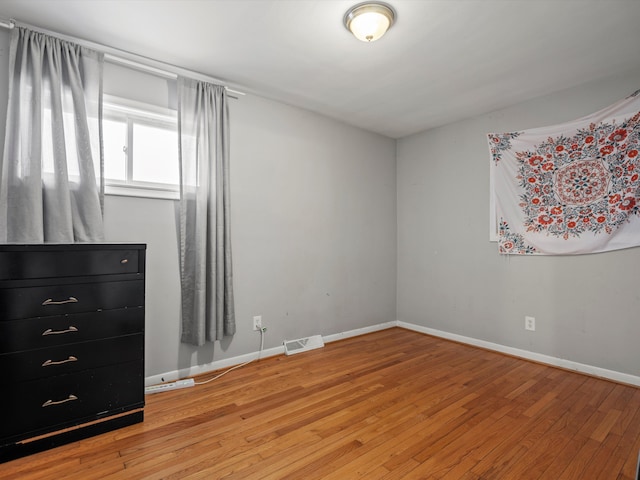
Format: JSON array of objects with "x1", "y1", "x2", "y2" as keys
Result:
[
  {"x1": 102, "y1": 96, "x2": 179, "y2": 197},
  {"x1": 132, "y1": 123, "x2": 179, "y2": 185},
  {"x1": 103, "y1": 118, "x2": 127, "y2": 182}
]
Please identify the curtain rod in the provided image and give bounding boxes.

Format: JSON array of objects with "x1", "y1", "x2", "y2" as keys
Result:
[
  {"x1": 0, "y1": 18, "x2": 15, "y2": 30},
  {"x1": 0, "y1": 17, "x2": 245, "y2": 97}
]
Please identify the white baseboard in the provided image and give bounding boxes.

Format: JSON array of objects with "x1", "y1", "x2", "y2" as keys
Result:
[
  {"x1": 147, "y1": 320, "x2": 638, "y2": 388},
  {"x1": 145, "y1": 344, "x2": 284, "y2": 386},
  {"x1": 323, "y1": 321, "x2": 397, "y2": 344},
  {"x1": 397, "y1": 321, "x2": 640, "y2": 387},
  {"x1": 145, "y1": 321, "x2": 397, "y2": 386}
]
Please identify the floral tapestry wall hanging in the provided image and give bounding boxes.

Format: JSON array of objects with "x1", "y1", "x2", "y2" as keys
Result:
[{"x1": 488, "y1": 89, "x2": 640, "y2": 255}]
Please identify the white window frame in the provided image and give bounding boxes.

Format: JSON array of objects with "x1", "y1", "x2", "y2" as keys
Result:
[{"x1": 103, "y1": 95, "x2": 179, "y2": 200}]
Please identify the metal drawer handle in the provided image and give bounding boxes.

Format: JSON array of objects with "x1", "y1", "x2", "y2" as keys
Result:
[
  {"x1": 42, "y1": 326, "x2": 78, "y2": 336},
  {"x1": 42, "y1": 296, "x2": 78, "y2": 306},
  {"x1": 42, "y1": 394, "x2": 78, "y2": 408},
  {"x1": 120, "y1": 258, "x2": 129, "y2": 264},
  {"x1": 42, "y1": 356, "x2": 78, "y2": 367}
]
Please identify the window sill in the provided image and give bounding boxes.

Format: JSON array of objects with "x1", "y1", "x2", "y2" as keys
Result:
[{"x1": 105, "y1": 185, "x2": 179, "y2": 201}]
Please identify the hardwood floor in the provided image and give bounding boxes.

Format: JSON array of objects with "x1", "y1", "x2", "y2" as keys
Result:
[{"x1": 3, "y1": 328, "x2": 639, "y2": 479}]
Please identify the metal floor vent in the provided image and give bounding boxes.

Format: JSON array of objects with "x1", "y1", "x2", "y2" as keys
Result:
[{"x1": 283, "y1": 335, "x2": 324, "y2": 355}]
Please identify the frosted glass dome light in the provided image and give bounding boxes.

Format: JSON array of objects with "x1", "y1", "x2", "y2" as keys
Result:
[{"x1": 344, "y1": 2, "x2": 396, "y2": 42}]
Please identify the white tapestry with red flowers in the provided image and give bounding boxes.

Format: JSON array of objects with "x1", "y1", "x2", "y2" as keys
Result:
[{"x1": 488, "y1": 90, "x2": 640, "y2": 255}]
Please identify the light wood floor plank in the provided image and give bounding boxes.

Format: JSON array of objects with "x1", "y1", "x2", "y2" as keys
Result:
[{"x1": 2, "y1": 328, "x2": 638, "y2": 479}]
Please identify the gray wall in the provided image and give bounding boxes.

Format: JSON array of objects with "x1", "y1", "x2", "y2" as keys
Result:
[
  {"x1": 397, "y1": 67, "x2": 640, "y2": 377},
  {"x1": 2, "y1": 23, "x2": 639, "y2": 381},
  {"x1": 105, "y1": 94, "x2": 397, "y2": 378},
  {"x1": 0, "y1": 29, "x2": 397, "y2": 379}
]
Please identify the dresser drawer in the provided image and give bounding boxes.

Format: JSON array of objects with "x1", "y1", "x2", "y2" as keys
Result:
[
  {"x1": 0, "y1": 334, "x2": 143, "y2": 382},
  {"x1": 0, "y1": 247, "x2": 143, "y2": 280},
  {"x1": 0, "y1": 280, "x2": 144, "y2": 321},
  {"x1": 0, "y1": 244, "x2": 146, "y2": 460},
  {"x1": 0, "y1": 361, "x2": 144, "y2": 442},
  {"x1": 0, "y1": 307, "x2": 143, "y2": 353}
]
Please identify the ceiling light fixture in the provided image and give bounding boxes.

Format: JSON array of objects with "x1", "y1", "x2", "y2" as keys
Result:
[{"x1": 344, "y1": 2, "x2": 396, "y2": 42}]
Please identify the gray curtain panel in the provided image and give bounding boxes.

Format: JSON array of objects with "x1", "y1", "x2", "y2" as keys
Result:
[
  {"x1": 0, "y1": 27, "x2": 104, "y2": 243},
  {"x1": 177, "y1": 77, "x2": 235, "y2": 346}
]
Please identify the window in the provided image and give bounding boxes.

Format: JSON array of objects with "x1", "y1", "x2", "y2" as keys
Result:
[{"x1": 103, "y1": 95, "x2": 179, "y2": 199}]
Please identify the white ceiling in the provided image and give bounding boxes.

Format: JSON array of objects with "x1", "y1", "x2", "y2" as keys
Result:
[{"x1": 0, "y1": 0, "x2": 639, "y2": 138}]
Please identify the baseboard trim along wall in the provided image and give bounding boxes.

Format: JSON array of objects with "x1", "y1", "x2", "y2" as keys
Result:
[
  {"x1": 397, "y1": 321, "x2": 640, "y2": 387},
  {"x1": 146, "y1": 320, "x2": 640, "y2": 388},
  {"x1": 145, "y1": 321, "x2": 398, "y2": 386},
  {"x1": 145, "y1": 345, "x2": 284, "y2": 386},
  {"x1": 322, "y1": 321, "x2": 397, "y2": 344}
]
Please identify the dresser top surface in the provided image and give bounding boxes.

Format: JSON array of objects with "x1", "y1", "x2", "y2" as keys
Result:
[{"x1": 0, "y1": 244, "x2": 146, "y2": 252}]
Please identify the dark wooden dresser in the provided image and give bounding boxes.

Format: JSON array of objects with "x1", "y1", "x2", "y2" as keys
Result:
[{"x1": 0, "y1": 244, "x2": 146, "y2": 462}]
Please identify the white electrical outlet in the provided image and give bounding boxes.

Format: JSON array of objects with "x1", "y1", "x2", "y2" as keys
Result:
[
  {"x1": 525, "y1": 316, "x2": 536, "y2": 331},
  {"x1": 253, "y1": 315, "x2": 262, "y2": 331}
]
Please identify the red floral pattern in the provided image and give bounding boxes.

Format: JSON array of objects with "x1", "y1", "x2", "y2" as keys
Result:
[
  {"x1": 488, "y1": 132, "x2": 520, "y2": 163},
  {"x1": 498, "y1": 220, "x2": 536, "y2": 254},
  {"x1": 490, "y1": 90, "x2": 640, "y2": 254},
  {"x1": 554, "y1": 159, "x2": 609, "y2": 206},
  {"x1": 515, "y1": 113, "x2": 640, "y2": 239}
]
